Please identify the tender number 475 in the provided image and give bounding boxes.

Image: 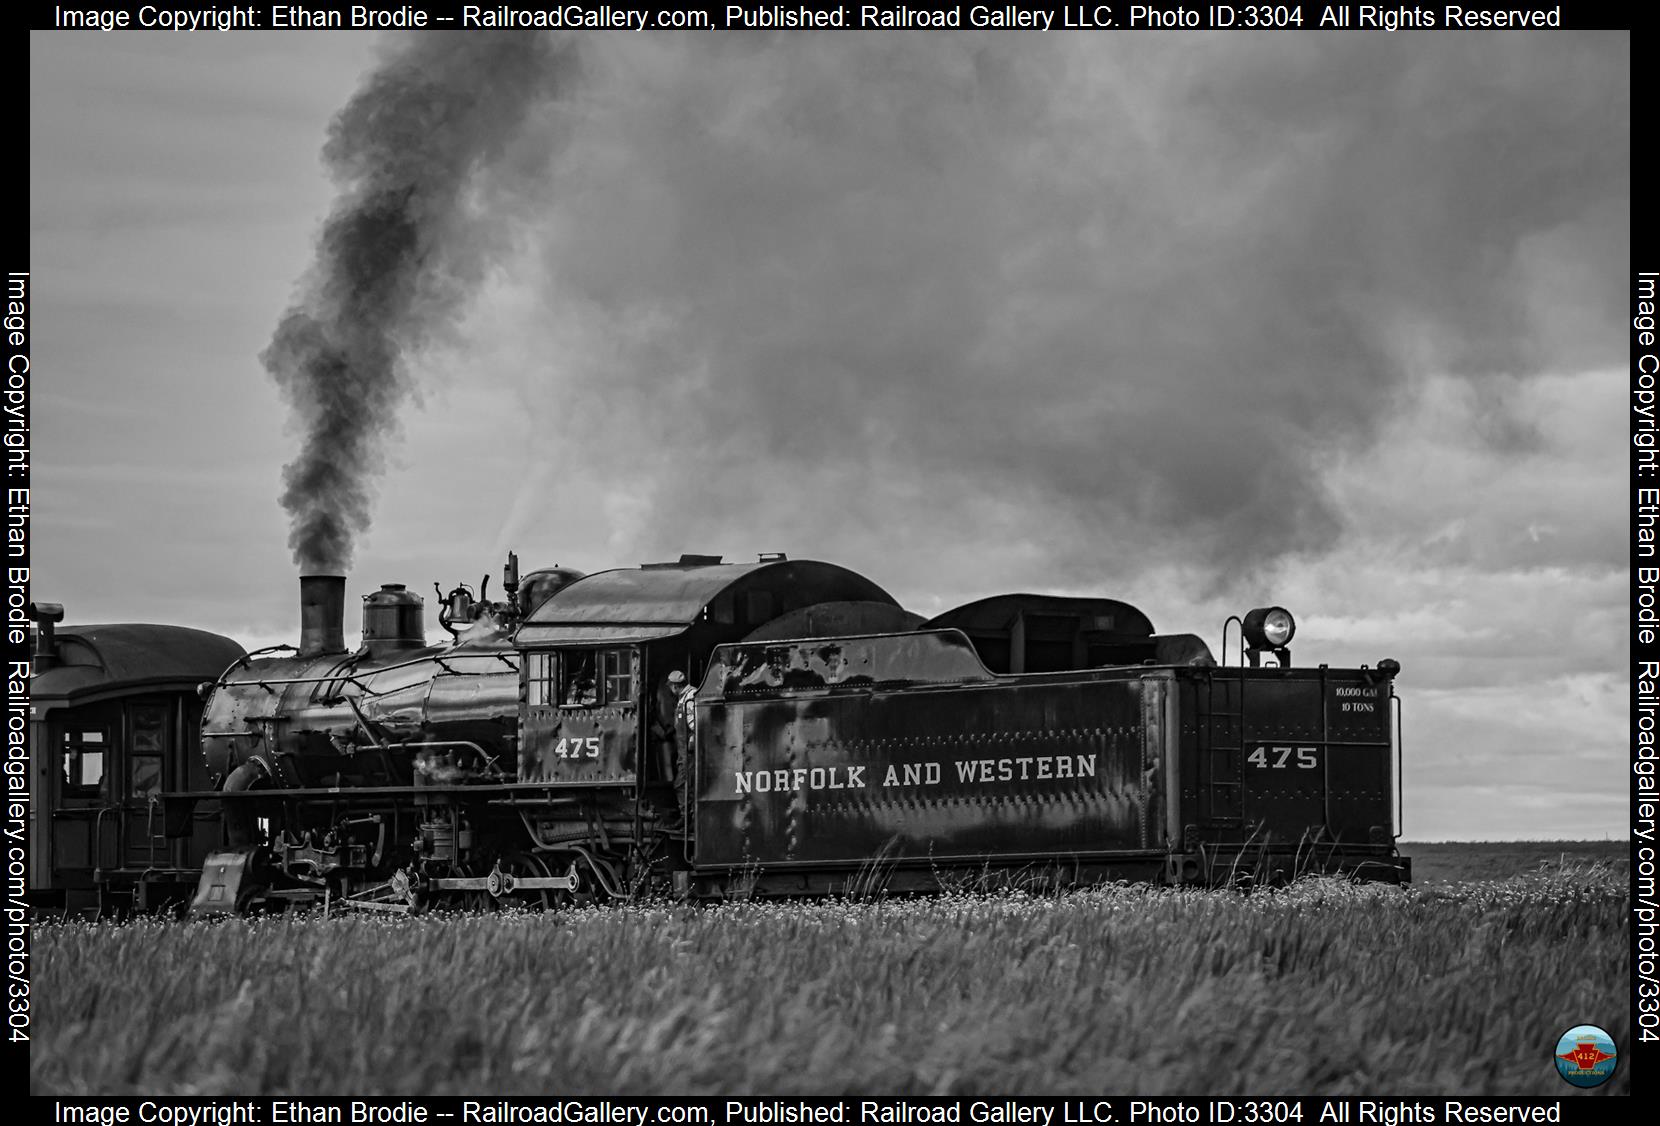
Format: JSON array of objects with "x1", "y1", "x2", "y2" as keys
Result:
[{"x1": 1247, "y1": 746, "x2": 1317, "y2": 769}]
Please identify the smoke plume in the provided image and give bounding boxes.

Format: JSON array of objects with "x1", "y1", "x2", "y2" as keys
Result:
[
  {"x1": 272, "y1": 32, "x2": 1625, "y2": 599},
  {"x1": 263, "y1": 33, "x2": 572, "y2": 573}
]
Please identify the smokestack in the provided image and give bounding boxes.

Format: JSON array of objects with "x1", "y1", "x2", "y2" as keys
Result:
[{"x1": 299, "y1": 575, "x2": 346, "y2": 657}]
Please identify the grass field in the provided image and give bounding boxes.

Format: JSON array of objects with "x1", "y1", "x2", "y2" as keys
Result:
[{"x1": 29, "y1": 844, "x2": 1630, "y2": 1097}]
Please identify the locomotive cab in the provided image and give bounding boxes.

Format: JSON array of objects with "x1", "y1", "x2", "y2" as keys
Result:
[
  {"x1": 513, "y1": 556, "x2": 902, "y2": 789},
  {"x1": 519, "y1": 646, "x2": 642, "y2": 784}
]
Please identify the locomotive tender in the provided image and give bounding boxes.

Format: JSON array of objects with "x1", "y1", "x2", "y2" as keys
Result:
[{"x1": 35, "y1": 552, "x2": 1409, "y2": 914}]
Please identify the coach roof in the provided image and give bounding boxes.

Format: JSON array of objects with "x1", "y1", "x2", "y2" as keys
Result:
[{"x1": 31, "y1": 623, "x2": 246, "y2": 705}]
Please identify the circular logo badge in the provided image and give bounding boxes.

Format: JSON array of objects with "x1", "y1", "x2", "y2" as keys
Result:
[{"x1": 1553, "y1": 1025, "x2": 1617, "y2": 1088}]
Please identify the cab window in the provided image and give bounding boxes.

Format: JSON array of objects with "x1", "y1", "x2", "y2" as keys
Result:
[
  {"x1": 529, "y1": 648, "x2": 635, "y2": 707},
  {"x1": 602, "y1": 649, "x2": 635, "y2": 705},
  {"x1": 562, "y1": 652, "x2": 599, "y2": 705},
  {"x1": 526, "y1": 652, "x2": 559, "y2": 706}
]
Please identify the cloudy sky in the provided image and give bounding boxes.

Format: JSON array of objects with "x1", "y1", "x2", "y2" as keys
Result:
[{"x1": 29, "y1": 30, "x2": 1628, "y2": 840}]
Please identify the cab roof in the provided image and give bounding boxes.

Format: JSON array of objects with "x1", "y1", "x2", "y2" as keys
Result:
[{"x1": 515, "y1": 558, "x2": 897, "y2": 646}]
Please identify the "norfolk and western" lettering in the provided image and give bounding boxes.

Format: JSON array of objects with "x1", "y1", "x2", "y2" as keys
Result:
[{"x1": 733, "y1": 754, "x2": 1097, "y2": 795}]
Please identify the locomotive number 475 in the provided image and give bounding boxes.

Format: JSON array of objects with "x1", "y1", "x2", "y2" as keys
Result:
[
  {"x1": 1247, "y1": 746, "x2": 1318, "y2": 769},
  {"x1": 553, "y1": 737, "x2": 601, "y2": 759}
]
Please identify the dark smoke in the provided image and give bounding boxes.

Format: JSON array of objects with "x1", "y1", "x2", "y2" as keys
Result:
[
  {"x1": 270, "y1": 33, "x2": 1625, "y2": 598},
  {"x1": 264, "y1": 34, "x2": 572, "y2": 573}
]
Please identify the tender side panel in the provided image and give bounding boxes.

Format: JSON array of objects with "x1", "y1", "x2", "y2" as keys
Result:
[
  {"x1": 1179, "y1": 668, "x2": 1395, "y2": 853},
  {"x1": 695, "y1": 635, "x2": 1165, "y2": 869}
]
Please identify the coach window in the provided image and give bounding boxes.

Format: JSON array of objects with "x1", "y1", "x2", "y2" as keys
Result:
[
  {"x1": 62, "y1": 729, "x2": 108, "y2": 800},
  {"x1": 130, "y1": 754, "x2": 162, "y2": 800},
  {"x1": 128, "y1": 705, "x2": 166, "y2": 800}
]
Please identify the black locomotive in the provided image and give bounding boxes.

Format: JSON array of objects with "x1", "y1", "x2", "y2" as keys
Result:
[{"x1": 30, "y1": 552, "x2": 1408, "y2": 915}]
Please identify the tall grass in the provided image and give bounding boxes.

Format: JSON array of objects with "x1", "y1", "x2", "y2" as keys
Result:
[{"x1": 31, "y1": 865, "x2": 1628, "y2": 1096}]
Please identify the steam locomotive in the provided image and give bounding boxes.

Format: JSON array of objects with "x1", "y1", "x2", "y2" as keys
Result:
[{"x1": 28, "y1": 552, "x2": 1409, "y2": 915}]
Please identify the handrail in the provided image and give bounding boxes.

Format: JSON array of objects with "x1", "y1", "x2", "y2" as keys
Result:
[
  {"x1": 91, "y1": 805, "x2": 120, "y2": 878},
  {"x1": 220, "y1": 644, "x2": 297, "y2": 678},
  {"x1": 346, "y1": 696, "x2": 386, "y2": 749},
  {"x1": 403, "y1": 739, "x2": 505, "y2": 775},
  {"x1": 1393, "y1": 689, "x2": 1404, "y2": 840},
  {"x1": 222, "y1": 649, "x2": 520, "y2": 694},
  {"x1": 1219, "y1": 615, "x2": 1244, "y2": 668},
  {"x1": 1319, "y1": 665, "x2": 1333, "y2": 833}
]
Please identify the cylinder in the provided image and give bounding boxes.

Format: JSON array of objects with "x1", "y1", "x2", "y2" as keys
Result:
[
  {"x1": 299, "y1": 575, "x2": 346, "y2": 656},
  {"x1": 362, "y1": 583, "x2": 424, "y2": 651}
]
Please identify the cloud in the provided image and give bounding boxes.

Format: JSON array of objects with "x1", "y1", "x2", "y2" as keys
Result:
[{"x1": 428, "y1": 33, "x2": 1628, "y2": 599}]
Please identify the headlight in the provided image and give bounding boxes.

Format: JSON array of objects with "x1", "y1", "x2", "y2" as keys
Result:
[{"x1": 1243, "y1": 606, "x2": 1296, "y2": 650}]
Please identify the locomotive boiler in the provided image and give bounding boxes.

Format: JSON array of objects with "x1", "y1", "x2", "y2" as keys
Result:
[{"x1": 153, "y1": 552, "x2": 1408, "y2": 914}]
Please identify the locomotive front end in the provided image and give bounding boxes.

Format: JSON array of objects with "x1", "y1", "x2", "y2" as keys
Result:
[{"x1": 184, "y1": 564, "x2": 543, "y2": 913}]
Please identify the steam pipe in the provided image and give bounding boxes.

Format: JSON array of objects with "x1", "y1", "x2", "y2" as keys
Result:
[{"x1": 222, "y1": 760, "x2": 269, "y2": 847}]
